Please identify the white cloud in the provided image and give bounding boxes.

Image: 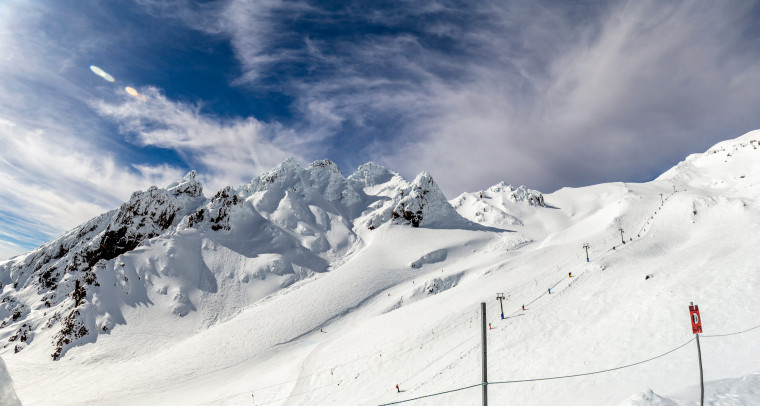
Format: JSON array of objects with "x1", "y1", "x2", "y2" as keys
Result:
[
  {"x1": 93, "y1": 87, "x2": 320, "y2": 192},
  {"x1": 212, "y1": 0, "x2": 760, "y2": 195},
  {"x1": 0, "y1": 116, "x2": 186, "y2": 259},
  {"x1": 0, "y1": 1, "x2": 223, "y2": 259},
  {"x1": 222, "y1": 0, "x2": 318, "y2": 84},
  {"x1": 0, "y1": 0, "x2": 330, "y2": 259},
  {"x1": 0, "y1": 243, "x2": 23, "y2": 262}
]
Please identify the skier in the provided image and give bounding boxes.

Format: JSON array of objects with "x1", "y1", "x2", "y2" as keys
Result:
[
  {"x1": 522, "y1": 305, "x2": 525, "y2": 311},
  {"x1": 548, "y1": 288, "x2": 551, "y2": 294},
  {"x1": 568, "y1": 272, "x2": 573, "y2": 278},
  {"x1": 488, "y1": 323, "x2": 492, "y2": 330},
  {"x1": 396, "y1": 384, "x2": 400, "y2": 393}
]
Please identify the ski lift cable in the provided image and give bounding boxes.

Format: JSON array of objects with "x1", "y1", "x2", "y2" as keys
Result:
[
  {"x1": 377, "y1": 383, "x2": 481, "y2": 405},
  {"x1": 244, "y1": 308, "x2": 481, "y2": 394},
  {"x1": 701, "y1": 321, "x2": 760, "y2": 338},
  {"x1": 400, "y1": 333, "x2": 480, "y2": 390},
  {"x1": 208, "y1": 317, "x2": 759, "y2": 404},
  {"x1": 380, "y1": 318, "x2": 759, "y2": 405},
  {"x1": 252, "y1": 328, "x2": 481, "y2": 406},
  {"x1": 489, "y1": 337, "x2": 696, "y2": 385}
]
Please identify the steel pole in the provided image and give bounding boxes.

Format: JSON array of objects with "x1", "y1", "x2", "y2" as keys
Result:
[
  {"x1": 481, "y1": 302, "x2": 488, "y2": 406},
  {"x1": 696, "y1": 333, "x2": 704, "y2": 406}
]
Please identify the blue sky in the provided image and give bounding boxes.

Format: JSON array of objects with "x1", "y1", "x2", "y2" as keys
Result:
[{"x1": 1, "y1": 0, "x2": 760, "y2": 259}]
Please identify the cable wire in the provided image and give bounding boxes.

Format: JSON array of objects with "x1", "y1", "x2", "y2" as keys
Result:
[
  {"x1": 204, "y1": 307, "x2": 482, "y2": 403},
  {"x1": 702, "y1": 321, "x2": 760, "y2": 338},
  {"x1": 489, "y1": 337, "x2": 695, "y2": 385},
  {"x1": 399, "y1": 332, "x2": 480, "y2": 391},
  {"x1": 377, "y1": 383, "x2": 481, "y2": 405}
]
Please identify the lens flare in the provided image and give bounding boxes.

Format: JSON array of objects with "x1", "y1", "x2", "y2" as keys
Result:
[
  {"x1": 89, "y1": 65, "x2": 115, "y2": 82},
  {"x1": 125, "y1": 87, "x2": 147, "y2": 101}
]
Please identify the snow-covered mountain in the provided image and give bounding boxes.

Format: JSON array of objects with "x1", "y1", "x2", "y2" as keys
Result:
[
  {"x1": 2, "y1": 130, "x2": 760, "y2": 405},
  {"x1": 0, "y1": 158, "x2": 476, "y2": 361}
]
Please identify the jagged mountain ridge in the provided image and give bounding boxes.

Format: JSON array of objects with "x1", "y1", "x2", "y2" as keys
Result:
[
  {"x1": 451, "y1": 182, "x2": 546, "y2": 228},
  {"x1": 0, "y1": 159, "x2": 540, "y2": 359}
]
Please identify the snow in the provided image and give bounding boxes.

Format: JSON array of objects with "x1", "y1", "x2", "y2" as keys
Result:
[
  {"x1": 1, "y1": 131, "x2": 760, "y2": 405},
  {"x1": 621, "y1": 373, "x2": 760, "y2": 405},
  {"x1": 0, "y1": 358, "x2": 21, "y2": 406}
]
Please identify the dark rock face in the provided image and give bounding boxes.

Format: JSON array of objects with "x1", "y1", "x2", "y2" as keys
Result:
[
  {"x1": 188, "y1": 186, "x2": 241, "y2": 231},
  {"x1": 167, "y1": 170, "x2": 204, "y2": 198},
  {"x1": 391, "y1": 207, "x2": 423, "y2": 227},
  {"x1": 308, "y1": 159, "x2": 342, "y2": 174},
  {"x1": 391, "y1": 172, "x2": 440, "y2": 228},
  {"x1": 52, "y1": 310, "x2": 88, "y2": 360}
]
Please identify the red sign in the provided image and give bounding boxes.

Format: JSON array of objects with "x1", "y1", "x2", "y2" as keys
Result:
[{"x1": 689, "y1": 305, "x2": 703, "y2": 334}]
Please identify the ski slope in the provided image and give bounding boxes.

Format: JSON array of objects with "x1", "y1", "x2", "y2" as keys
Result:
[{"x1": 2, "y1": 131, "x2": 760, "y2": 405}]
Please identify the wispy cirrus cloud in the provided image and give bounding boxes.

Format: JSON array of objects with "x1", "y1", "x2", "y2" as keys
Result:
[
  {"x1": 0, "y1": 1, "x2": 190, "y2": 258},
  {"x1": 93, "y1": 87, "x2": 319, "y2": 192},
  {"x1": 0, "y1": 0, "x2": 328, "y2": 259},
  {"x1": 0, "y1": 116, "x2": 186, "y2": 259},
  {"x1": 207, "y1": 0, "x2": 760, "y2": 194}
]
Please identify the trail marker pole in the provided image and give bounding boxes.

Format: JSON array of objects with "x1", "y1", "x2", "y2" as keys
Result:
[
  {"x1": 695, "y1": 334, "x2": 704, "y2": 406},
  {"x1": 583, "y1": 243, "x2": 590, "y2": 262},
  {"x1": 496, "y1": 293, "x2": 505, "y2": 319},
  {"x1": 481, "y1": 302, "x2": 488, "y2": 406},
  {"x1": 689, "y1": 302, "x2": 704, "y2": 406}
]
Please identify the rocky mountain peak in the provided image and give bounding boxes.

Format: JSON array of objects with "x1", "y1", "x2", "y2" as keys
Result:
[
  {"x1": 486, "y1": 182, "x2": 545, "y2": 207},
  {"x1": 348, "y1": 162, "x2": 395, "y2": 188},
  {"x1": 391, "y1": 172, "x2": 464, "y2": 227},
  {"x1": 249, "y1": 157, "x2": 303, "y2": 193},
  {"x1": 167, "y1": 170, "x2": 203, "y2": 197},
  {"x1": 307, "y1": 159, "x2": 342, "y2": 174}
]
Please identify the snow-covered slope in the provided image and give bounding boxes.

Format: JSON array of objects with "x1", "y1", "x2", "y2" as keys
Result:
[
  {"x1": 0, "y1": 358, "x2": 21, "y2": 406},
  {"x1": 2, "y1": 131, "x2": 760, "y2": 405}
]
